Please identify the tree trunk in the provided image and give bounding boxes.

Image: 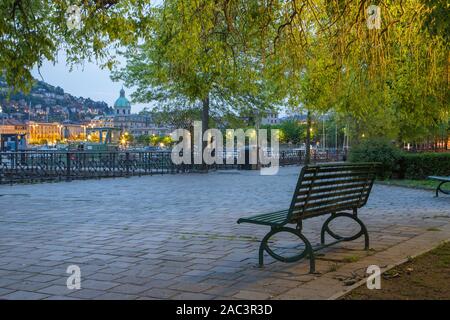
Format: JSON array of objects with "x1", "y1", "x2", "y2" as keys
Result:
[
  {"x1": 189, "y1": 124, "x2": 195, "y2": 170},
  {"x1": 305, "y1": 110, "x2": 312, "y2": 165},
  {"x1": 201, "y1": 94, "x2": 210, "y2": 171},
  {"x1": 254, "y1": 110, "x2": 261, "y2": 170}
]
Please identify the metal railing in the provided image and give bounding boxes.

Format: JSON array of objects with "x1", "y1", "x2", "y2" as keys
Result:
[
  {"x1": 277, "y1": 149, "x2": 346, "y2": 166},
  {"x1": 0, "y1": 151, "x2": 180, "y2": 184},
  {"x1": 0, "y1": 149, "x2": 346, "y2": 184}
]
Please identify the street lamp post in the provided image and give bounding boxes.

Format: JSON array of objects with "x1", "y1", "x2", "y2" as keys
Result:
[
  {"x1": 254, "y1": 109, "x2": 261, "y2": 170},
  {"x1": 322, "y1": 117, "x2": 326, "y2": 151}
]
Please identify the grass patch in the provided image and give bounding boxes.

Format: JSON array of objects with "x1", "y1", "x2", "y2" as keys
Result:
[
  {"x1": 376, "y1": 179, "x2": 445, "y2": 191},
  {"x1": 342, "y1": 255, "x2": 360, "y2": 263},
  {"x1": 342, "y1": 242, "x2": 450, "y2": 300}
]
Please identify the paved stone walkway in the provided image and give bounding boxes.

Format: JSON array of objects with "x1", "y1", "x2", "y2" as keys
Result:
[{"x1": 0, "y1": 166, "x2": 449, "y2": 300}]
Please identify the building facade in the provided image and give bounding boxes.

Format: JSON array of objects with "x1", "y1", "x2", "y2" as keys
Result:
[
  {"x1": 114, "y1": 88, "x2": 132, "y2": 115},
  {"x1": 0, "y1": 119, "x2": 27, "y2": 151},
  {"x1": 261, "y1": 111, "x2": 280, "y2": 125},
  {"x1": 27, "y1": 121, "x2": 85, "y2": 144},
  {"x1": 92, "y1": 89, "x2": 171, "y2": 137},
  {"x1": 0, "y1": 89, "x2": 174, "y2": 149},
  {"x1": 27, "y1": 121, "x2": 63, "y2": 144}
]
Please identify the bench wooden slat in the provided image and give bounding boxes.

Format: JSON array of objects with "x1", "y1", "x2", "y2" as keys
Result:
[
  {"x1": 297, "y1": 176, "x2": 372, "y2": 189},
  {"x1": 291, "y1": 200, "x2": 361, "y2": 219},
  {"x1": 303, "y1": 165, "x2": 377, "y2": 174},
  {"x1": 248, "y1": 212, "x2": 288, "y2": 221},
  {"x1": 428, "y1": 176, "x2": 450, "y2": 182},
  {"x1": 301, "y1": 171, "x2": 375, "y2": 181},
  {"x1": 295, "y1": 183, "x2": 368, "y2": 196},
  {"x1": 288, "y1": 163, "x2": 377, "y2": 221},
  {"x1": 237, "y1": 210, "x2": 289, "y2": 226},
  {"x1": 294, "y1": 192, "x2": 368, "y2": 208},
  {"x1": 295, "y1": 187, "x2": 366, "y2": 202}
]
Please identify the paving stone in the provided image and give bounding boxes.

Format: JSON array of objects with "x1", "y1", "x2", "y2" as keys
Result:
[
  {"x1": 80, "y1": 280, "x2": 120, "y2": 291},
  {"x1": 0, "y1": 288, "x2": 15, "y2": 296},
  {"x1": 38, "y1": 285, "x2": 73, "y2": 296},
  {"x1": 233, "y1": 290, "x2": 272, "y2": 300},
  {"x1": 141, "y1": 288, "x2": 179, "y2": 299},
  {"x1": 68, "y1": 289, "x2": 105, "y2": 299},
  {"x1": 95, "y1": 292, "x2": 139, "y2": 300},
  {"x1": 110, "y1": 284, "x2": 150, "y2": 295},
  {"x1": 6, "y1": 280, "x2": 51, "y2": 292},
  {"x1": 0, "y1": 278, "x2": 20, "y2": 287},
  {"x1": 169, "y1": 282, "x2": 213, "y2": 293},
  {"x1": 172, "y1": 292, "x2": 216, "y2": 300},
  {"x1": 26, "y1": 274, "x2": 60, "y2": 283},
  {"x1": 150, "y1": 273, "x2": 179, "y2": 280},
  {"x1": 85, "y1": 273, "x2": 124, "y2": 282},
  {"x1": 1, "y1": 166, "x2": 449, "y2": 300},
  {"x1": 44, "y1": 295, "x2": 80, "y2": 300},
  {"x1": 0, "y1": 291, "x2": 49, "y2": 300}
]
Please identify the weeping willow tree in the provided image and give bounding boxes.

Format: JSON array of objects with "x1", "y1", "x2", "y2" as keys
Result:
[
  {"x1": 327, "y1": 0, "x2": 449, "y2": 145},
  {"x1": 0, "y1": 0, "x2": 150, "y2": 91},
  {"x1": 112, "y1": 0, "x2": 279, "y2": 169},
  {"x1": 1, "y1": 0, "x2": 448, "y2": 149},
  {"x1": 249, "y1": 0, "x2": 449, "y2": 149}
]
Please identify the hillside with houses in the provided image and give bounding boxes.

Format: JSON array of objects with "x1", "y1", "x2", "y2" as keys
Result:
[{"x1": 0, "y1": 78, "x2": 112, "y2": 122}]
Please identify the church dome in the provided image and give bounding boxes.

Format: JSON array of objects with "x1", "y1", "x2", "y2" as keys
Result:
[{"x1": 114, "y1": 88, "x2": 131, "y2": 109}]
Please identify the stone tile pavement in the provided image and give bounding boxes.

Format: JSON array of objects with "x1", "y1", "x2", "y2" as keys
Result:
[{"x1": 0, "y1": 166, "x2": 449, "y2": 300}]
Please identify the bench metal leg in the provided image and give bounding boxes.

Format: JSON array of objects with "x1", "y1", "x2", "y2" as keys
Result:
[
  {"x1": 436, "y1": 181, "x2": 450, "y2": 197},
  {"x1": 258, "y1": 227, "x2": 315, "y2": 273},
  {"x1": 320, "y1": 212, "x2": 370, "y2": 250}
]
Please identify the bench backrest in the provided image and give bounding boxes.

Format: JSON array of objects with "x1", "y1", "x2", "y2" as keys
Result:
[{"x1": 287, "y1": 163, "x2": 379, "y2": 221}]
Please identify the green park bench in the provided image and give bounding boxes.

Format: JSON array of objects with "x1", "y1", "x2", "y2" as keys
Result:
[
  {"x1": 237, "y1": 162, "x2": 379, "y2": 273},
  {"x1": 428, "y1": 176, "x2": 450, "y2": 197}
]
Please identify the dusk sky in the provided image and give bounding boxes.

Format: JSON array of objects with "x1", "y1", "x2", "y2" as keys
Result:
[
  {"x1": 30, "y1": 2, "x2": 167, "y2": 114},
  {"x1": 30, "y1": 53, "x2": 290, "y2": 118},
  {"x1": 31, "y1": 52, "x2": 149, "y2": 113}
]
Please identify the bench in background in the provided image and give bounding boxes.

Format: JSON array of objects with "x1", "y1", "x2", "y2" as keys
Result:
[{"x1": 428, "y1": 176, "x2": 450, "y2": 197}]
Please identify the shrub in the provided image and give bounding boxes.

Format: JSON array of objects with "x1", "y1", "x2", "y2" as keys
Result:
[
  {"x1": 401, "y1": 153, "x2": 450, "y2": 179},
  {"x1": 348, "y1": 138, "x2": 402, "y2": 179}
]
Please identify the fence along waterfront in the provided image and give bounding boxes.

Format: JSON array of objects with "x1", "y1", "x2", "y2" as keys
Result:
[{"x1": 0, "y1": 149, "x2": 345, "y2": 184}]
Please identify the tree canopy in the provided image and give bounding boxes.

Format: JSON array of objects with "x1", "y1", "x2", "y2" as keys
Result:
[
  {"x1": 112, "y1": 0, "x2": 277, "y2": 125},
  {"x1": 0, "y1": 0, "x2": 448, "y2": 146},
  {"x1": 0, "y1": 0, "x2": 146, "y2": 91}
]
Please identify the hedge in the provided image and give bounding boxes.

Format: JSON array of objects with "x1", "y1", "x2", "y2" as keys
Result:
[
  {"x1": 400, "y1": 153, "x2": 450, "y2": 179},
  {"x1": 348, "y1": 138, "x2": 402, "y2": 179}
]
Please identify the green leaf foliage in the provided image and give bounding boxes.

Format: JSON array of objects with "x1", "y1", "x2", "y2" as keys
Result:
[
  {"x1": 349, "y1": 138, "x2": 403, "y2": 179},
  {"x1": 400, "y1": 153, "x2": 450, "y2": 179}
]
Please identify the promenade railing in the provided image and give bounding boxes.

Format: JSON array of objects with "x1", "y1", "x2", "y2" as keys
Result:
[{"x1": 0, "y1": 149, "x2": 346, "y2": 184}]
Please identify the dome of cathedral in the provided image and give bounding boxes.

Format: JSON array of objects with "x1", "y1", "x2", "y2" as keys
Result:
[{"x1": 114, "y1": 88, "x2": 131, "y2": 110}]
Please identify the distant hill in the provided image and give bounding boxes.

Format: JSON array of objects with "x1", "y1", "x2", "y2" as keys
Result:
[{"x1": 0, "y1": 78, "x2": 113, "y2": 123}]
